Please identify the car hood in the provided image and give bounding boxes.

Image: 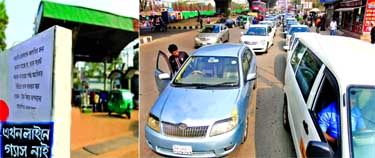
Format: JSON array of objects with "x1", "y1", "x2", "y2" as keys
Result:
[
  {"x1": 241, "y1": 35, "x2": 267, "y2": 42},
  {"x1": 150, "y1": 86, "x2": 240, "y2": 126},
  {"x1": 197, "y1": 33, "x2": 221, "y2": 39}
]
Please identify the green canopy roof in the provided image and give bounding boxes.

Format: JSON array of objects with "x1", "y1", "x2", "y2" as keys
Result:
[
  {"x1": 36, "y1": 0, "x2": 139, "y2": 62},
  {"x1": 41, "y1": 0, "x2": 137, "y2": 32}
]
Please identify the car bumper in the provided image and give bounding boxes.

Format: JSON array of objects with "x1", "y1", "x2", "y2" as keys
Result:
[
  {"x1": 145, "y1": 122, "x2": 244, "y2": 157},
  {"x1": 194, "y1": 39, "x2": 218, "y2": 47},
  {"x1": 243, "y1": 43, "x2": 267, "y2": 53}
]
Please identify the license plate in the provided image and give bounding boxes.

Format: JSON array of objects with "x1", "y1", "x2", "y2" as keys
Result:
[
  {"x1": 250, "y1": 42, "x2": 257, "y2": 45},
  {"x1": 172, "y1": 145, "x2": 192, "y2": 155}
]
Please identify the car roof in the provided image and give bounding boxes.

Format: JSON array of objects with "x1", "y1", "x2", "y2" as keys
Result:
[
  {"x1": 191, "y1": 44, "x2": 244, "y2": 57},
  {"x1": 298, "y1": 34, "x2": 375, "y2": 87},
  {"x1": 290, "y1": 25, "x2": 308, "y2": 28},
  {"x1": 206, "y1": 24, "x2": 222, "y2": 27},
  {"x1": 260, "y1": 21, "x2": 273, "y2": 23},
  {"x1": 250, "y1": 24, "x2": 268, "y2": 28}
]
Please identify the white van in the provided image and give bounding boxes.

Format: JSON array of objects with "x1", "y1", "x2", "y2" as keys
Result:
[{"x1": 283, "y1": 34, "x2": 375, "y2": 158}]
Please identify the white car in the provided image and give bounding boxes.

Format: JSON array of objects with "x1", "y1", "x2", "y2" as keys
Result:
[
  {"x1": 259, "y1": 21, "x2": 276, "y2": 37},
  {"x1": 283, "y1": 25, "x2": 310, "y2": 51},
  {"x1": 284, "y1": 34, "x2": 375, "y2": 158},
  {"x1": 194, "y1": 24, "x2": 230, "y2": 48},
  {"x1": 240, "y1": 25, "x2": 274, "y2": 54}
]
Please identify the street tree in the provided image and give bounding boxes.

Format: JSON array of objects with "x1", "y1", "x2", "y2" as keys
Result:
[{"x1": 0, "y1": 0, "x2": 8, "y2": 51}]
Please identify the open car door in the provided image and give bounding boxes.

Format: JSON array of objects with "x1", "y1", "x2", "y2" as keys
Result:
[{"x1": 155, "y1": 50, "x2": 172, "y2": 93}]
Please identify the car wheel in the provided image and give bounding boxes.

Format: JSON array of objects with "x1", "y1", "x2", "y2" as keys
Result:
[
  {"x1": 125, "y1": 111, "x2": 131, "y2": 119},
  {"x1": 242, "y1": 116, "x2": 249, "y2": 143},
  {"x1": 108, "y1": 111, "x2": 112, "y2": 116},
  {"x1": 265, "y1": 43, "x2": 269, "y2": 54},
  {"x1": 283, "y1": 95, "x2": 290, "y2": 132}
]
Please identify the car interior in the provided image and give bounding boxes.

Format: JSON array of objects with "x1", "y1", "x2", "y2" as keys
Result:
[{"x1": 311, "y1": 73, "x2": 341, "y2": 155}]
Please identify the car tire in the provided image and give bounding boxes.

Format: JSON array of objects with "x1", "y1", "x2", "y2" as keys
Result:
[
  {"x1": 283, "y1": 95, "x2": 290, "y2": 132},
  {"x1": 108, "y1": 111, "x2": 112, "y2": 116},
  {"x1": 242, "y1": 116, "x2": 249, "y2": 144},
  {"x1": 125, "y1": 111, "x2": 131, "y2": 119},
  {"x1": 265, "y1": 43, "x2": 269, "y2": 54}
]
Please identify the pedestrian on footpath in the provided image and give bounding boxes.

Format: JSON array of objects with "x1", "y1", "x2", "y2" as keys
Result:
[
  {"x1": 329, "y1": 18, "x2": 337, "y2": 36},
  {"x1": 371, "y1": 22, "x2": 375, "y2": 44},
  {"x1": 315, "y1": 16, "x2": 321, "y2": 33}
]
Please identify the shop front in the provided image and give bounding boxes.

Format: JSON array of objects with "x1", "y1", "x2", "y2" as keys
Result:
[{"x1": 335, "y1": 0, "x2": 372, "y2": 41}]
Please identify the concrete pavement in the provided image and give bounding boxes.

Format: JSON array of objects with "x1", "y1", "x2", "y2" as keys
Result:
[{"x1": 70, "y1": 107, "x2": 139, "y2": 158}]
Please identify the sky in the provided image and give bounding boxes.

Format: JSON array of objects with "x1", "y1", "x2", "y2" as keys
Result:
[{"x1": 4, "y1": 0, "x2": 139, "y2": 49}]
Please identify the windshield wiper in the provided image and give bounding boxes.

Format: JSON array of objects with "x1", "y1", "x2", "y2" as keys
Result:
[
  {"x1": 211, "y1": 82, "x2": 238, "y2": 87},
  {"x1": 172, "y1": 82, "x2": 211, "y2": 88}
]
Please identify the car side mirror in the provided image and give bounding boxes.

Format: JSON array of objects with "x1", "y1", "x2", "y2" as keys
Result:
[
  {"x1": 246, "y1": 73, "x2": 256, "y2": 81},
  {"x1": 158, "y1": 73, "x2": 171, "y2": 80},
  {"x1": 306, "y1": 141, "x2": 334, "y2": 158}
]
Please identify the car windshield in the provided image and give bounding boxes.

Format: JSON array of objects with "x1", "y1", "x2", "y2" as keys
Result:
[
  {"x1": 201, "y1": 25, "x2": 220, "y2": 33},
  {"x1": 288, "y1": 27, "x2": 309, "y2": 35},
  {"x1": 348, "y1": 87, "x2": 375, "y2": 158},
  {"x1": 172, "y1": 56, "x2": 239, "y2": 87},
  {"x1": 259, "y1": 21, "x2": 272, "y2": 26},
  {"x1": 264, "y1": 18, "x2": 275, "y2": 21},
  {"x1": 245, "y1": 27, "x2": 266, "y2": 36}
]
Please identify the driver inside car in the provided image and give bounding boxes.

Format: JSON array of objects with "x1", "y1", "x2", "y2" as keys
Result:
[{"x1": 318, "y1": 91, "x2": 366, "y2": 150}]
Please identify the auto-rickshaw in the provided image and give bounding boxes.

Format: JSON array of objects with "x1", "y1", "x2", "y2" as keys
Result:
[{"x1": 107, "y1": 89, "x2": 133, "y2": 119}]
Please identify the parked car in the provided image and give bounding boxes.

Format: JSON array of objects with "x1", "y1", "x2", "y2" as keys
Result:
[
  {"x1": 283, "y1": 17, "x2": 298, "y2": 31},
  {"x1": 283, "y1": 25, "x2": 310, "y2": 51},
  {"x1": 194, "y1": 24, "x2": 230, "y2": 48},
  {"x1": 146, "y1": 44, "x2": 257, "y2": 157},
  {"x1": 240, "y1": 25, "x2": 274, "y2": 54},
  {"x1": 283, "y1": 34, "x2": 375, "y2": 158}
]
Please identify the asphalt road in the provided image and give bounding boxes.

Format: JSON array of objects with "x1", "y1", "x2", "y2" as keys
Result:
[{"x1": 139, "y1": 26, "x2": 296, "y2": 158}]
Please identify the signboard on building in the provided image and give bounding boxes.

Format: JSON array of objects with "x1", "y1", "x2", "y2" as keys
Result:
[{"x1": 363, "y1": 0, "x2": 375, "y2": 32}]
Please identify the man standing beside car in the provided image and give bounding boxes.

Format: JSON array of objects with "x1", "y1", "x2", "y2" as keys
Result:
[{"x1": 168, "y1": 44, "x2": 189, "y2": 74}]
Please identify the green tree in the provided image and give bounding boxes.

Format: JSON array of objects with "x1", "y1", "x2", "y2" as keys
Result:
[{"x1": 0, "y1": 0, "x2": 8, "y2": 51}]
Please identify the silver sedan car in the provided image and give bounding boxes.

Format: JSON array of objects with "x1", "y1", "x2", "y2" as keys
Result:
[
  {"x1": 194, "y1": 24, "x2": 230, "y2": 48},
  {"x1": 146, "y1": 44, "x2": 257, "y2": 157}
]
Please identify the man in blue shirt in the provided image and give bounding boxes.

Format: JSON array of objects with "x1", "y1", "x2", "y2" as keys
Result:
[{"x1": 318, "y1": 98, "x2": 366, "y2": 146}]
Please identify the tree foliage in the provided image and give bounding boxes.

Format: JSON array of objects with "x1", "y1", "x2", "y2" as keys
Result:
[{"x1": 0, "y1": 0, "x2": 8, "y2": 51}]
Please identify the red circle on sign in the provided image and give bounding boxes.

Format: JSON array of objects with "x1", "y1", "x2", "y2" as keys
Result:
[{"x1": 0, "y1": 100, "x2": 9, "y2": 122}]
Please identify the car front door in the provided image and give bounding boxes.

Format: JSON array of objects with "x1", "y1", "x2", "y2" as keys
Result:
[
  {"x1": 291, "y1": 49, "x2": 325, "y2": 157},
  {"x1": 155, "y1": 50, "x2": 172, "y2": 93}
]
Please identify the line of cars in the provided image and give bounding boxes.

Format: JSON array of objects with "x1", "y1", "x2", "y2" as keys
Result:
[
  {"x1": 240, "y1": 16, "x2": 279, "y2": 54},
  {"x1": 145, "y1": 14, "x2": 282, "y2": 157},
  {"x1": 145, "y1": 13, "x2": 375, "y2": 158}
]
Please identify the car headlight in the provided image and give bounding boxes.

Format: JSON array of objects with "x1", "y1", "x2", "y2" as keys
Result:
[
  {"x1": 210, "y1": 107, "x2": 239, "y2": 136},
  {"x1": 147, "y1": 114, "x2": 160, "y2": 133}
]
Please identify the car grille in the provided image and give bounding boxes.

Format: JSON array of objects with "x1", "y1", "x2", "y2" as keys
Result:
[{"x1": 162, "y1": 122, "x2": 209, "y2": 138}]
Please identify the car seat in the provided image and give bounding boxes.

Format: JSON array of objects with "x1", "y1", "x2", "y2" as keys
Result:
[{"x1": 223, "y1": 63, "x2": 238, "y2": 82}]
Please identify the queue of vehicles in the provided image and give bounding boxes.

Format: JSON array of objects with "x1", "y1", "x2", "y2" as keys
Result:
[{"x1": 145, "y1": 12, "x2": 375, "y2": 158}]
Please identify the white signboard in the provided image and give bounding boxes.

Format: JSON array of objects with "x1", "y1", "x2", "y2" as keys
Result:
[{"x1": 7, "y1": 28, "x2": 54, "y2": 122}]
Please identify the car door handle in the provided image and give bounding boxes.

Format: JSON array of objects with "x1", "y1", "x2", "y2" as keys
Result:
[{"x1": 303, "y1": 120, "x2": 309, "y2": 135}]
